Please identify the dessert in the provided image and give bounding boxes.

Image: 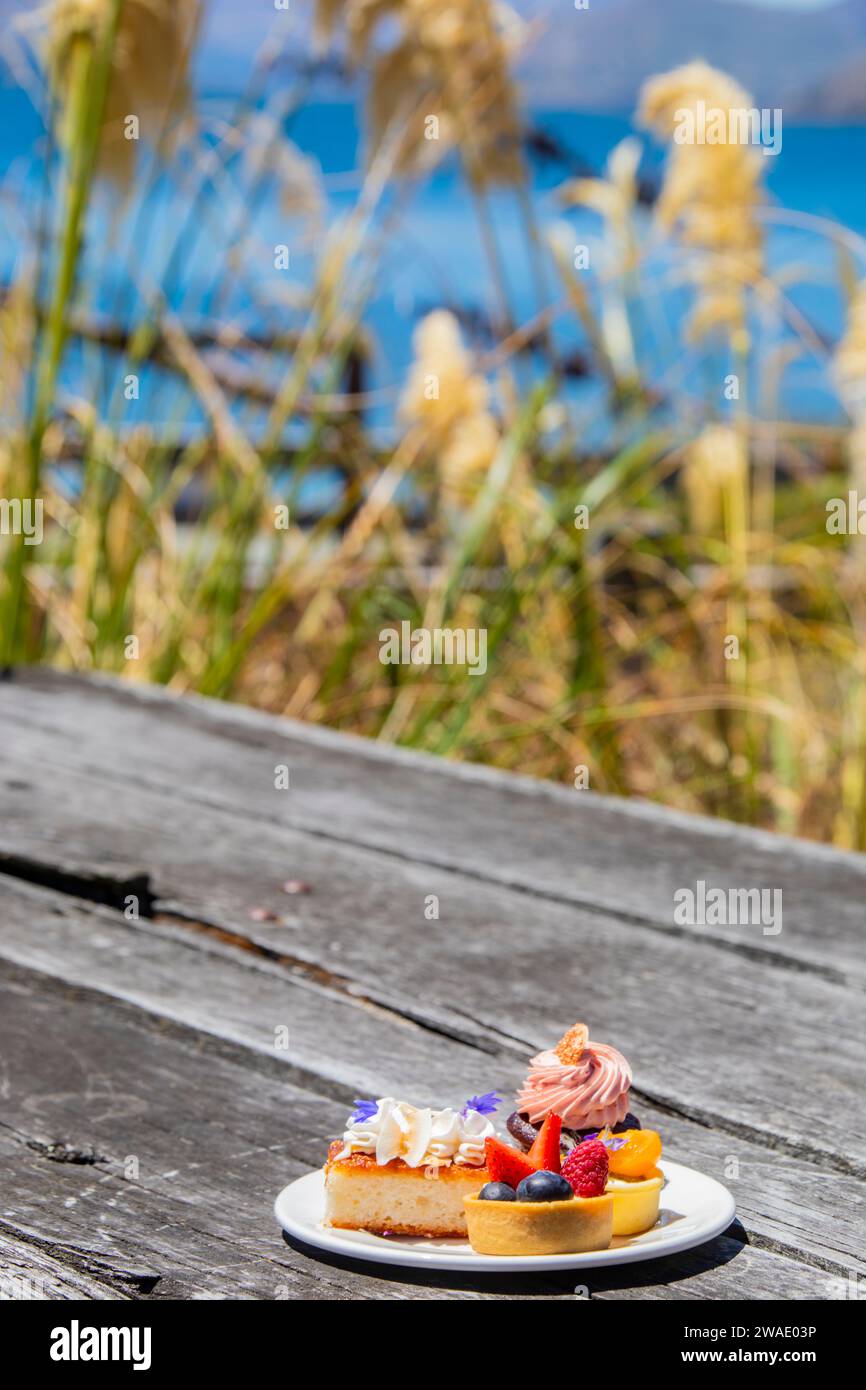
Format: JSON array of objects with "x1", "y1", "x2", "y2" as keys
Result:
[
  {"x1": 509, "y1": 1021, "x2": 639, "y2": 1148},
  {"x1": 464, "y1": 1187, "x2": 613, "y2": 1255},
  {"x1": 605, "y1": 1171, "x2": 664, "y2": 1236},
  {"x1": 597, "y1": 1126, "x2": 664, "y2": 1235},
  {"x1": 464, "y1": 1126, "x2": 614, "y2": 1254},
  {"x1": 509, "y1": 1022, "x2": 665, "y2": 1237},
  {"x1": 318, "y1": 1023, "x2": 666, "y2": 1252},
  {"x1": 323, "y1": 1094, "x2": 499, "y2": 1237}
]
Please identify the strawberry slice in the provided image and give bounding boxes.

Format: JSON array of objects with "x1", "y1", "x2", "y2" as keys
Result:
[
  {"x1": 527, "y1": 1113, "x2": 562, "y2": 1173},
  {"x1": 484, "y1": 1136, "x2": 537, "y2": 1188}
]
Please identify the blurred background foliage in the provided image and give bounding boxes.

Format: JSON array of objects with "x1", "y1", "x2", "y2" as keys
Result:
[{"x1": 2, "y1": 0, "x2": 866, "y2": 848}]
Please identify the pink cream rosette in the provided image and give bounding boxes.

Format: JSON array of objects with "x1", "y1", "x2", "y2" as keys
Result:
[{"x1": 516, "y1": 1028, "x2": 632, "y2": 1131}]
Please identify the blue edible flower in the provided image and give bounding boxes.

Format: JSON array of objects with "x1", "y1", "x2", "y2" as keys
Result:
[
  {"x1": 462, "y1": 1092, "x2": 502, "y2": 1117},
  {"x1": 582, "y1": 1131, "x2": 627, "y2": 1152},
  {"x1": 349, "y1": 1098, "x2": 379, "y2": 1124}
]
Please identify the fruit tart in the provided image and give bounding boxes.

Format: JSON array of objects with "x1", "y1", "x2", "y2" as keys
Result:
[
  {"x1": 592, "y1": 1126, "x2": 664, "y2": 1236},
  {"x1": 464, "y1": 1116, "x2": 614, "y2": 1255}
]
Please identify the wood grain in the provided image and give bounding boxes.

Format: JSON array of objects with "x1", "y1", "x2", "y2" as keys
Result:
[
  {"x1": 4, "y1": 669, "x2": 862, "y2": 978},
  {"x1": 0, "y1": 1232, "x2": 130, "y2": 1301}
]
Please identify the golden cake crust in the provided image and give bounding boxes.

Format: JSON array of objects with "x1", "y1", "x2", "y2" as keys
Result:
[
  {"x1": 327, "y1": 1217, "x2": 467, "y2": 1237},
  {"x1": 325, "y1": 1139, "x2": 489, "y2": 1183}
]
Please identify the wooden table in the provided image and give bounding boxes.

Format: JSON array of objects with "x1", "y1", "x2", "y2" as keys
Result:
[{"x1": 1, "y1": 669, "x2": 862, "y2": 1300}]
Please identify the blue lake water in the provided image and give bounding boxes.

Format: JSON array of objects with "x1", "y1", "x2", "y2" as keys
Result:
[{"x1": 1, "y1": 84, "x2": 864, "y2": 444}]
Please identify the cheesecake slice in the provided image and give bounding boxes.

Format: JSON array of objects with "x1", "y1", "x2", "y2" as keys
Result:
[
  {"x1": 322, "y1": 1096, "x2": 497, "y2": 1238},
  {"x1": 324, "y1": 1142, "x2": 489, "y2": 1237}
]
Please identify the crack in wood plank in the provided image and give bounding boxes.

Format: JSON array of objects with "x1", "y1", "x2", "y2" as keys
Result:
[
  {"x1": 3, "y1": 869, "x2": 862, "y2": 1181},
  {"x1": 152, "y1": 906, "x2": 506, "y2": 1055},
  {"x1": 5, "y1": 894, "x2": 864, "y2": 1187},
  {"x1": 69, "y1": 770, "x2": 866, "y2": 988},
  {"x1": 735, "y1": 1224, "x2": 863, "y2": 1283},
  {"x1": 0, "y1": 1229, "x2": 132, "y2": 1301},
  {"x1": 262, "y1": 819, "x2": 859, "y2": 990},
  {"x1": 0, "y1": 850, "x2": 154, "y2": 916},
  {"x1": 26, "y1": 1139, "x2": 107, "y2": 1166},
  {"x1": 0, "y1": 856, "x2": 520, "y2": 1057},
  {"x1": 0, "y1": 1218, "x2": 161, "y2": 1296},
  {"x1": 0, "y1": 950, "x2": 367, "y2": 1110},
  {"x1": 631, "y1": 1088, "x2": 866, "y2": 1181},
  {"x1": 5, "y1": 670, "x2": 863, "y2": 985}
]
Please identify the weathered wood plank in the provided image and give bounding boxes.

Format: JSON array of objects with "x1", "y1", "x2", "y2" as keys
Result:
[
  {"x1": 3, "y1": 669, "x2": 862, "y2": 980},
  {"x1": 1, "y1": 750, "x2": 863, "y2": 1175},
  {"x1": 0, "y1": 877, "x2": 862, "y2": 1285},
  {"x1": 0, "y1": 1231, "x2": 130, "y2": 1300},
  {"x1": 0, "y1": 874, "x2": 490, "y2": 1107},
  {"x1": 588, "y1": 1234, "x2": 847, "y2": 1301}
]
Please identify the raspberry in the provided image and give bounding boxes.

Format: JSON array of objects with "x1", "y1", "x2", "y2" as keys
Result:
[{"x1": 562, "y1": 1139, "x2": 609, "y2": 1197}]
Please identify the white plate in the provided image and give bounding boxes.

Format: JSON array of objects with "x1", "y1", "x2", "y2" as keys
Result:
[{"x1": 274, "y1": 1159, "x2": 736, "y2": 1273}]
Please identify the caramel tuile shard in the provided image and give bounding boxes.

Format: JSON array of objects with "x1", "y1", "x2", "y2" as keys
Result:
[{"x1": 554, "y1": 1023, "x2": 589, "y2": 1065}]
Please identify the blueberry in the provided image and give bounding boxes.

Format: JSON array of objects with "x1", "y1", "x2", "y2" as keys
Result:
[
  {"x1": 478, "y1": 1181, "x2": 516, "y2": 1201},
  {"x1": 515, "y1": 1170, "x2": 574, "y2": 1202}
]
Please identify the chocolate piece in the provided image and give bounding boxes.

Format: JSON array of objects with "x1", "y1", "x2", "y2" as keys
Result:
[
  {"x1": 507, "y1": 1109, "x2": 641, "y2": 1153},
  {"x1": 506, "y1": 1111, "x2": 538, "y2": 1151}
]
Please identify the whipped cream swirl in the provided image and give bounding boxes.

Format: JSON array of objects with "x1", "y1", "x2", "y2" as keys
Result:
[
  {"x1": 516, "y1": 1041, "x2": 632, "y2": 1130},
  {"x1": 337, "y1": 1097, "x2": 494, "y2": 1168}
]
